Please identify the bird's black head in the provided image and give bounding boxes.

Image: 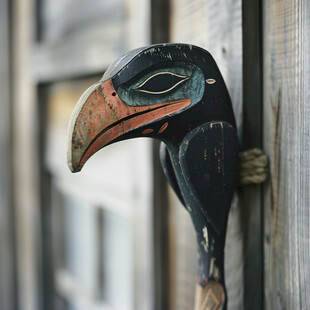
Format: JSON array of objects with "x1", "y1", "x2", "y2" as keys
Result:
[{"x1": 67, "y1": 43, "x2": 236, "y2": 172}]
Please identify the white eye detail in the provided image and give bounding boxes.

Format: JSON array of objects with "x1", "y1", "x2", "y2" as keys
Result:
[
  {"x1": 206, "y1": 78, "x2": 216, "y2": 84},
  {"x1": 134, "y1": 71, "x2": 190, "y2": 94}
]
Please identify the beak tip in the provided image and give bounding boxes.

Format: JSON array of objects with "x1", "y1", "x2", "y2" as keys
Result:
[
  {"x1": 66, "y1": 81, "x2": 103, "y2": 174},
  {"x1": 67, "y1": 158, "x2": 83, "y2": 173},
  {"x1": 67, "y1": 132, "x2": 85, "y2": 173}
]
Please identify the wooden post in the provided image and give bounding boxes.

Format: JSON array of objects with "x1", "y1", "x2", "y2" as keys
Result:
[
  {"x1": 263, "y1": 0, "x2": 310, "y2": 308},
  {"x1": 241, "y1": 1, "x2": 264, "y2": 309}
]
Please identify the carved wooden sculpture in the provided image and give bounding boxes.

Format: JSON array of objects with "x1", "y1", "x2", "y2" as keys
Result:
[{"x1": 67, "y1": 44, "x2": 240, "y2": 309}]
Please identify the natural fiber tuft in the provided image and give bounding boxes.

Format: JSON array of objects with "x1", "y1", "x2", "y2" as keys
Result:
[{"x1": 238, "y1": 148, "x2": 268, "y2": 186}]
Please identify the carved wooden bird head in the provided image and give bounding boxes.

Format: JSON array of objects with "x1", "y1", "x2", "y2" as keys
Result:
[
  {"x1": 67, "y1": 43, "x2": 236, "y2": 172},
  {"x1": 67, "y1": 43, "x2": 244, "y2": 310}
]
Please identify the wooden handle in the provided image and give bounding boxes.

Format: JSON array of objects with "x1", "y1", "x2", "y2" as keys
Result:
[
  {"x1": 193, "y1": 225, "x2": 227, "y2": 310},
  {"x1": 175, "y1": 122, "x2": 239, "y2": 310}
]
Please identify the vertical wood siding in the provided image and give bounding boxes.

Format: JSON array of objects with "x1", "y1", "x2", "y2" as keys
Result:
[
  {"x1": 263, "y1": 0, "x2": 310, "y2": 309},
  {"x1": 13, "y1": 0, "x2": 41, "y2": 309},
  {"x1": 170, "y1": 1, "x2": 244, "y2": 309}
]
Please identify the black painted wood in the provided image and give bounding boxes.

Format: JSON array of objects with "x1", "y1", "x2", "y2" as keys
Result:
[
  {"x1": 159, "y1": 143, "x2": 185, "y2": 206},
  {"x1": 162, "y1": 122, "x2": 239, "y2": 309}
]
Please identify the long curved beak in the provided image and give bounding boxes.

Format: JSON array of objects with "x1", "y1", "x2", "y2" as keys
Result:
[{"x1": 67, "y1": 79, "x2": 191, "y2": 172}]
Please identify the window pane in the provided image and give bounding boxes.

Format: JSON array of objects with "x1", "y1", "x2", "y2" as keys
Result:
[
  {"x1": 64, "y1": 196, "x2": 97, "y2": 291},
  {"x1": 102, "y1": 210, "x2": 133, "y2": 309}
]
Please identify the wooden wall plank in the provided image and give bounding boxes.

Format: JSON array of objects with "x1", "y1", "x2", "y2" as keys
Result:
[
  {"x1": 0, "y1": 0, "x2": 17, "y2": 309},
  {"x1": 12, "y1": 0, "x2": 40, "y2": 309},
  {"x1": 263, "y1": 0, "x2": 310, "y2": 308},
  {"x1": 170, "y1": 1, "x2": 244, "y2": 309}
]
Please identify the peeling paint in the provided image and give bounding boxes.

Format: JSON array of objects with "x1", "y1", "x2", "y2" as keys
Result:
[
  {"x1": 210, "y1": 121, "x2": 223, "y2": 129},
  {"x1": 186, "y1": 204, "x2": 192, "y2": 212},
  {"x1": 202, "y1": 226, "x2": 209, "y2": 252},
  {"x1": 209, "y1": 257, "x2": 215, "y2": 275},
  {"x1": 201, "y1": 240, "x2": 208, "y2": 252}
]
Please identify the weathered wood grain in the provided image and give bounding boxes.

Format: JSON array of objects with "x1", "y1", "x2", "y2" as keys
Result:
[
  {"x1": 263, "y1": 0, "x2": 310, "y2": 308},
  {"x1": 170, "y1": 0, "x2": 244, "y2": 309}
]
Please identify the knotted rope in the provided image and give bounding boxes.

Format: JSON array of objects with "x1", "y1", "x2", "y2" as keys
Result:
[{"x1": 238, "y1": 148, "x2": 268, "y2": 186}]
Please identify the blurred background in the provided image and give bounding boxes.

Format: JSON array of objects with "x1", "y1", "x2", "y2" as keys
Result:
[{"x1": 1, "y1": 0, "x2": 245, "y2": 309}]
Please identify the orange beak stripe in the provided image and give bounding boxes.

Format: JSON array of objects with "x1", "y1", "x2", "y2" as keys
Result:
[{"x1": 67, "y1": 79, "x2": 191, "y2": 172}]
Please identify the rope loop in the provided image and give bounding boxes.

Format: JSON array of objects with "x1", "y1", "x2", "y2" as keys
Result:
[{"x1": 238, "y1": 148, "x2": 268, "y2": 186}]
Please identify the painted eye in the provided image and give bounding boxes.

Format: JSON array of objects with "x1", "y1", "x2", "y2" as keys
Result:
[{"x1": 134, "y1": 72, "x2": 189, "y2": 94}]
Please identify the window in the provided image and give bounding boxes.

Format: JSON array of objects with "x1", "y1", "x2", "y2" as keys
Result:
[{"x1": 43, "y1": 79, "x2": 153, "y2": 310}]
